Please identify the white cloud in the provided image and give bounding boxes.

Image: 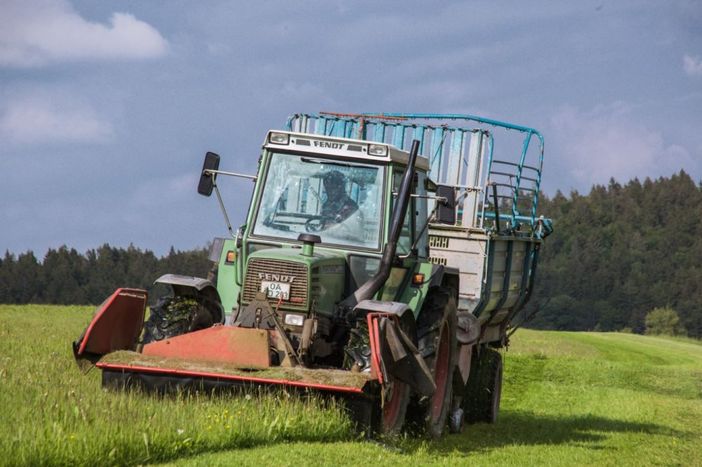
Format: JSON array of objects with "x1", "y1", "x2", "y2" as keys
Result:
[
  {"x1": 550, "y1": 103, "x2": 694, "y2": 189},
  {"x1": 0, "y1": 96, "x2": 114, "y2": 144},
  {"x1": 683, "y1": 54, "x2": 702, "y2": 77},
  {"x1": 0, "y1": 0, "x2": 168, "y2": 67}
]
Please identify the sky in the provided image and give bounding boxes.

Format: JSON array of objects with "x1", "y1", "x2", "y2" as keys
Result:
[{"x1": 1, "y1": 0, "x2": 701, "y2": 257}]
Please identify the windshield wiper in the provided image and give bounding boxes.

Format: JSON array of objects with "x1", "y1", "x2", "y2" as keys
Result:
[{"x1": 300, "y1": 157, "x2": 355, "y2": 169}]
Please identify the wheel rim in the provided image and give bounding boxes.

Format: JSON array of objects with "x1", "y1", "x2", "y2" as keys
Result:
[
  {"x1": 430, "y1": 321, "x2": 450, "y2": 422},
  {"x1": 382, "y1": 381, "x2": 405, "y2": 432}
]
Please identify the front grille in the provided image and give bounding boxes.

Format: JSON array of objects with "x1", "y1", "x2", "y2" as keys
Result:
[{"x1": 243, "y1": 259, "x2": 309, "y2": 308}]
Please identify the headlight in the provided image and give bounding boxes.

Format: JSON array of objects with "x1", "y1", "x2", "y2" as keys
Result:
[
  {"x1": 368, "y1": 143, "x2": 388, "y2": 156},
  {"x1": 269, "y1": 132, "x2": 290, "y2": 145},
  {"x1": 284, "y1": 313, "x2": 305, "y2": 327}
]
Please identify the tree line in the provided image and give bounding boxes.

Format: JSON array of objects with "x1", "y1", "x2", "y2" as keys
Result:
[
  {"x1": 1, "y1": 170, "x2": 701, "y2": 338},
  {"x1": 0, "y1": 244, "x2": 211, "y2": 306}
]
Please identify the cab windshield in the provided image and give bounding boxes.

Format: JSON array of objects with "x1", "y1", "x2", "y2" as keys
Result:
[{"x1": 252, "y1": 153, "x2": 385, "y2": 249}]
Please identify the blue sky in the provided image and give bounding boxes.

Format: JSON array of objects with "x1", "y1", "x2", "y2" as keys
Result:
[{"x1": 1, "y1": 0, "x2": 701, "y2": 256}]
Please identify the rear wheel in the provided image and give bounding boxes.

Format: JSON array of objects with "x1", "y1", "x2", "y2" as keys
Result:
[
  {"x1": 463, "y1": 347, "x2": 503, "y2": 424},
  {"x1": 142, "y1": 296, "x2": 215, "y2": 344},
  {"x1": 413, "y1": 287, "x2": 458, "y2": 438}
]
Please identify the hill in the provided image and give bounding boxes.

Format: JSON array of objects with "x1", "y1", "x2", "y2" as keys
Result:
[
  {"x1": 532, "y1": 170, "x2": 702, "y2": 338},
  {"x1": 0, "y1": 305, "x2": 700, "y2": 466}
]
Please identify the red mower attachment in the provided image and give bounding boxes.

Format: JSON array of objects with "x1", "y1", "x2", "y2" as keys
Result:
[{"x1": 73, "y1": 288, "x2": 147, "y2": 369}]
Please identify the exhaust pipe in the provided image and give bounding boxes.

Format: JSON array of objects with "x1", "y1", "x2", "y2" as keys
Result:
[{"x1": 341, "y1": 140, "x2": 420, "y2": 309}]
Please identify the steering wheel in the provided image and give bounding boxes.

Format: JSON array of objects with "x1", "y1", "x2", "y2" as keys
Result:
[{"x1": 305, "y1": 216, "x2": 328, "y2": 232}]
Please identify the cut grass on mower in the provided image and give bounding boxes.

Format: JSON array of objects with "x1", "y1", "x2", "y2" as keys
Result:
[{"x1": 1, "y1": 305, "x2": 701, "y2": 466}]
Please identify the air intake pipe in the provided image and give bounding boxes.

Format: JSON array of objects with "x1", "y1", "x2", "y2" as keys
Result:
[{"x1": 341, "y1": 140, "x2": 420, "y2": 310}]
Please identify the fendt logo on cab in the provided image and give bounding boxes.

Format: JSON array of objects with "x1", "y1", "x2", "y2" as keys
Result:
[
  {"x1": 313, "y1": 141, "x2": 344, "y2": 150},
  {"x1": 257, "y1": 273, "x2": 296, "y2": 283}
]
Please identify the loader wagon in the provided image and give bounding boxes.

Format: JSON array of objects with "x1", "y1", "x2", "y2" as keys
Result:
[{"x1": 74, "y1": 112, "x2": 552, "y2": 437}]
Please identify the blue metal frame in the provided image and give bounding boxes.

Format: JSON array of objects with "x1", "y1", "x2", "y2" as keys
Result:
[{"x1": 284, "y1": 112, "x2": 547, "y2": 236}]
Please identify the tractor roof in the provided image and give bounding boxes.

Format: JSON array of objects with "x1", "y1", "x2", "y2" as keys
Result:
[{"x1": 263, "y1": 130, "x2": 430, "y2": 171}]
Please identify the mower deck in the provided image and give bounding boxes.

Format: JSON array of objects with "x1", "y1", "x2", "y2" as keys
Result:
[{"x1": 97, "y1": 351, "x2": 372, "y2": 394}]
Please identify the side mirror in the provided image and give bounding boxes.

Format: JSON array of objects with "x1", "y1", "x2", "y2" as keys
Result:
[
  {"x1": 197, "y1": 152, "x2": 221, "y2": 196},
  {"x1": 436, "y1": 185, "x2": 456, "y2": 224}
]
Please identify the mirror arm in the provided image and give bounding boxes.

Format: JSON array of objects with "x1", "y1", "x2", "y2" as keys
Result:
[
  {"x1": 204, "y1": 169, "x2": 257, "y2": 181},
  {"x1": 213, "y1": 181, "x2": 236, "y2": 238}
]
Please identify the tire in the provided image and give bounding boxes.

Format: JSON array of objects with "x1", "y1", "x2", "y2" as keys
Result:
[
  {"x1": 411, "y1": 286, "x2": 458, "y2": 438},
  {"x1": 378, "y1": 379, "x2": 411, "y2": 436},
  {"x1": 142, "y1": 296, "x2": 214, "y2": 344},
  {"x1": 376, "y1": 317, "x2": 414, "y2": 436},
  {"x1": 463, "y1": 347, "x2": 503, "y2": 424}
]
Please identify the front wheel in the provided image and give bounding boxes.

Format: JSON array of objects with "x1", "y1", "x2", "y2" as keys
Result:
[
  {"x1": 379, "y1": 379, "x2": 411, "y2": 435},
  {"x1": 412, "y1": 286, "x2": 458, "y2": 438},
  {"x1": 141, "y1": 296, "x2": 215, "y2": 344}
]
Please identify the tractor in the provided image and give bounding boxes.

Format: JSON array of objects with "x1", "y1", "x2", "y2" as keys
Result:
[{"x1": 74, "y1": 113, "x2": 552, "y2": 437}]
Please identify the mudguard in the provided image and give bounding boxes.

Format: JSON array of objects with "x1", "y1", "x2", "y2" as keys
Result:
[
  {"x1": 356, "y1": 300, "x2": 436, "y2": 397},
  {"x1": 155, "y1": 274, "x2": 224, "y2": 323}
]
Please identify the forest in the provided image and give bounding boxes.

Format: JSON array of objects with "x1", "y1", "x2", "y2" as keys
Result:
[
  {"x1": 528, "y1": 170, "x2": 701, "y2": 338},
  {"x1": 1, "y1": 170, "x2": 700, "y2": 338},
  {"x1": 0, "y1": 245, "x2": 211, "y2": 306}
]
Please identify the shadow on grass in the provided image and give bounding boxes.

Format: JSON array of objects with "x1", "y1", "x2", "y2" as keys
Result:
[{"x1": 417, "y1": 410, "x2": 686, "y2": 456}]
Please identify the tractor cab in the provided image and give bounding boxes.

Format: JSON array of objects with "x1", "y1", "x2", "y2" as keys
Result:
[{"x1": 212, "y1": 131, "x2": 432, "y2": 323}]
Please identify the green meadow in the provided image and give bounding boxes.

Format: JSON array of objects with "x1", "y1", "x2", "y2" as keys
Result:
[{"x1": 1, "y1": 305, "x2": 700, "y2": 466}]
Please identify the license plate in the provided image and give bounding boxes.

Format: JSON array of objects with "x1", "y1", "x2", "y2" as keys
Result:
[{"x1": 260, "y1": 281, "x2": 290, "y2": 300}]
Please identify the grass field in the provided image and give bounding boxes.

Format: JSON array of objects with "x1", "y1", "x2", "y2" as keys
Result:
[{"x1": 1, "y1": 305, "x2": 700, "y2": 466}]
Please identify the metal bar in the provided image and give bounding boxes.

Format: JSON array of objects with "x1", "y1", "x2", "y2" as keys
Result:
[
  {"x1": 531, "y1": 137, "x2": 545, "y2": 223},
  {"x1": 492, "y1": 182, "x2": 516, "y2": 189},
  {"x1": 447, "y1": 129, "x2": 464, "y2": 186},
  {"x1": 373, "y1": 122, "x2": 385, "y2": 143},
  {"x1": 363, "y1": 112, "x2": 542, "y2": 137},
  {"x1": 486, "y1": 239, "x2": 515, "y2": 326},
  {"x1": 344, "y1": 120, "x2": 355, "y2": 139},
  {"x1": 473, "y1": 239, "x2": 495, "y2": 319},
  {"x1": 429, "y1": 126, "x2": 446, "y2": 180},
  {"x1": 492, "y1": 183, "x2": 501, "y2": 233},
  {"x1": 204, "y1": 169, "x2": 257, "y2": 181},
  {"x1": 483, "y1": 212, "x2": 536, "y2": 224},
  {"x1": 490, "y1": 170, "x2": 537, "y2": 182},
  {"x1": 413, "y1": 125, "x2": 426, "y2": 154},
  {"x1": 479, "y1": 132, "x2": 494, "y2": 230},
  {"x1": 213, "y1": 184, "x2": 235, "y2": 237},
  {"x1": 511, "y1": 131, "x2": 532, "y2": 226},
  {"x1": 318, "y1": 116, "x2": 328, "y2": 135},
  {"x1": 490, "y1": 161, "x2": 538, "y2": 173},
  {"x1": 392, "y1": 124, "x2": 405, "y2": 148}
]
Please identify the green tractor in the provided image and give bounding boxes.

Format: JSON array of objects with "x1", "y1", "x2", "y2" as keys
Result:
[{"x1": 74, "y1": 113, "x2": 551, "y2": 437}]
